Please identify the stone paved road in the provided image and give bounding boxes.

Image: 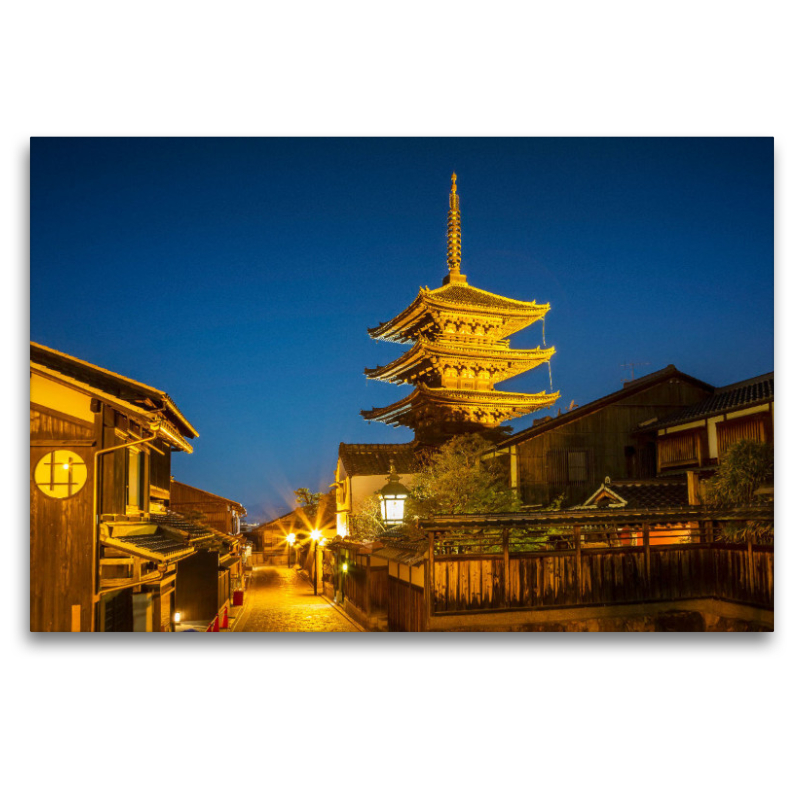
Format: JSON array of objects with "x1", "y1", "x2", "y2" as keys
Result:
[{"x1": 234, "y1": 566, "x2": 361, "y2": 632}]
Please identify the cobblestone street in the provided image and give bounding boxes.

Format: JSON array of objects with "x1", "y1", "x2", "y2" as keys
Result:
[{"x1": 234, "y1": 566, "x2": 361, "y2": 632}]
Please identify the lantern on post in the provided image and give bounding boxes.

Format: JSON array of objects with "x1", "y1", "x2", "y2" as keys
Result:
[{"x1": 378, "y1": 460, "x2": 409, "y2": 527}]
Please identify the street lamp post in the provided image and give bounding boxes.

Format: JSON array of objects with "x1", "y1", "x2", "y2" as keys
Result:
[
  {"x1": 309, "y1": 529, "x2": 321, "y2": 594},
  {"x1": 340, "y1": 560, "x2": 348, "y2": 604},
  {"x1": 286, "y1": 533, "x2": 296, "y2": 567}
]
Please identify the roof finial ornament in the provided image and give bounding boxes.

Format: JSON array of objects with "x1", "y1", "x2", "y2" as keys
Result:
[{"x1": 444, "y1": 172, "x2": 467, "y2": 286}]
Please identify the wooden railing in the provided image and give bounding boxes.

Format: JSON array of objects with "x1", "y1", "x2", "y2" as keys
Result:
[
  {"x1": 429, "y1": 542, "x2": 773, "y2": 614},
  {"x1": 388, "y1": 577, "x2": 425, "y2": 632},
  {"x1": 344, "y1": 565, "x2": 388, "y2": 616},
  {"x1": 420, "y1": 506, "x2": 774, "y2": 625}
]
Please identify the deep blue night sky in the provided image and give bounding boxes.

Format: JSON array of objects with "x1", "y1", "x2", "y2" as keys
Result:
[{"x1": 30, "y1": 137, "x2": 774, "y2": 520}]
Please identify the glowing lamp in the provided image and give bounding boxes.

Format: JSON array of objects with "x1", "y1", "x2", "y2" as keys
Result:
[
  {"x1": 309, "y1": 529, "x2": 322, "y2": 542},
  {"x1": 286, "y1": 533, "x2": 296, "y2": 545},
  {"x1": 173, "y1": 611, "x2": 181, "y2": 624},
  {"x1": 342, "y1": 562, "x2": 348, "y2": 573},
  {"x1": 378, "y1": 460, "x2": 409, "y2": 526}
]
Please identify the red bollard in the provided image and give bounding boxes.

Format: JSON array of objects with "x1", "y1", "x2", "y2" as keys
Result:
[
  {"x1": 206, "y1": 615, "x2": 219, "y2": 632},
  {"x1": 221, "y1": 606, "x2": 229, "y2": 629}
]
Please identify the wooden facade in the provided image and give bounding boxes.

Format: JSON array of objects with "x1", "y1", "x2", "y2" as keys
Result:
[
  {"x1": 175, "y1": 550, "x2": 232, "y2": 622},
  {"x1": 638, "y1": 373, "x2": 775, "y2": 476},
  {"x1": 490, "y1": 366, "x2": 714, "y2": 508},
  {"x1": 169, "y1": 480, "x2": 246, "y2": 536},
  {"x1": 329, "y1": 541, "x2": 390, "y2": 628},
  {"x1": 30, "y1": 404, "x2": 97, "y2": 632},
  {"x1": 30, "y1": 342, "x2": 199, "y2": 632}
]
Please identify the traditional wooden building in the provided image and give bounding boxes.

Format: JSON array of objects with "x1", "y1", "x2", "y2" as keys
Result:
[
  {"x1": 169, "y1": 480, "x2": 246, "y2": 537},
  {"x1": 361, "y1": 174, "x2": 559, "y2": 444},
  {"x1": 167, "y1": 481, "x2": 248, "y2": 626},
  {"x1": 487, "y1": 365, "x2": 715, "y2": 508},
  {"x1": 249, "y1": 491, "x2": 337, "y2": 567},
  {"x1": 30, "y1": 342, "x2": 200, "y2": 632},
  {"x1": 574, "y1": 475, "x2": 697, "y2": 546},
  {"x1": 635, "y1": 372, "x2": 774, "y2": 477}
]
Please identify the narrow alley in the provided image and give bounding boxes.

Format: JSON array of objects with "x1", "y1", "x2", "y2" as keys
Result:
[{"x1": 235, "y1": 566, "x2": 361, "y2": 632}]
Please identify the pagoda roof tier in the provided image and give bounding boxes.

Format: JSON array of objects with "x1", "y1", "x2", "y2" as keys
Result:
[
  {"x1": 365, "y1": 340, "x2": 556, "y2": 385},
  {"x1": 368, "y1": 283, "x2": 550, "y2": 344},
  {"x1": 361, "y1": 385, "x2": 560, "y2": 427}
]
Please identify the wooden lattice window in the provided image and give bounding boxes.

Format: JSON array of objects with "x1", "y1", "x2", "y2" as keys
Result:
[
  {"x1": 34, "y1": 450, "x2": 88, "y2": 498},
  {"x1": 547, "y1": 448, "x2": 590, "y2": 485},
  {"x1": 658, "y1": 430, "x2": 701, "y2": 469},
  {"x1": 716, "y1": 412, "x2": 771, "y2": 459}
]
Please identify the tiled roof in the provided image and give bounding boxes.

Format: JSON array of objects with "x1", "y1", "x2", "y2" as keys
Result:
[
  {"x1": 430, "y1": 283, "x2": 543, "y2": 311},
  {"x1": 361, "y1": 385, "x2": 560, "y2": 425},
  {"x1": 103, "y1": 525, "x2": 196, "y2": 562},
  {"x1": 30, "y1": 341, "x2": 198, "y2": 438},
  {"x1": 114, "y1": 533, "x2": 193, "y2": 557},
  {"x1": 494, "y1": 365, "x2": 714, "y2": 448},
  {"x1": 637, "y1": 372, "x2": 774, "y2": 431},
  {"x1": 371, "y1": 534, "x2": 428, "y2": 565},
  {"x1": 170, "y1": 480, "x2": 247, "y2": 515},
  {"x1": 579, "y1": 478, "x2": 689, "y2": 509},
  {"x1": 338, "y1": 442, "x2": 418, "y2": 477},
  {"x1": 149, "y1": 511, "x2": 216, "y2": 543}
]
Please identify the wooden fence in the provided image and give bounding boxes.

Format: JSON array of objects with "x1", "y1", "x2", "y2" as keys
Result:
[
  {"x1": 386, "y1": 506, "x2": 776, "y2": 631},
  {"x1": 388, "y1": 576, "x2": 426, "y2": 632},
  {"x1": 430, "y1": 542, "x2": 773, "y2": 615}
]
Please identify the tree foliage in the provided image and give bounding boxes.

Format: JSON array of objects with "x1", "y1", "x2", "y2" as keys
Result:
[
  {"x1": 706, "y1": 439, "x2": 773, "y2": 506},
  {"x1": 294, "y1": 487, "x2": 322, "y2": 510},
  {"x1": 706, "y1": 439, "x2": 773, "y2": 543},
  {"x1": 347, "y1": 493, "x2": 391, "y2": 542},
  {"x1": 406, "y1": 433, "x2": 521, "y2": 519}
]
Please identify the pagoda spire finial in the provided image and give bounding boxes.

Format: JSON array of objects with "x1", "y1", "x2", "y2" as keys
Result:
[{"x1": 445, "y1": 172, "x2": 467, "y2": 285}]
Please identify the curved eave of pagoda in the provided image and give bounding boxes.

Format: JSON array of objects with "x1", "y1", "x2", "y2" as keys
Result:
[
  {"x1": 427, "y1": 293, "x2": 550, "y2": 321},
  {"x1": 427, "y1": 341, "x2": 555, "y2": 365},
  {"x1": 364, "y1": 340, "x2": 430, "y2": 383},
  {"x1": 367, "y1": 289, "x2": 429, "y2": 343},
  {"x1": 364, "y1": 342, "x2": 556, "y2": 385},
  {"x1": 418, "y1": 385, "x2": 560, "y2": 409},
  {"x1": 360, "y1": 385, "x2": 560, "y2": 424},
  {"x1": 367, "y1": 287, "x2": 551, "y2": 343}
]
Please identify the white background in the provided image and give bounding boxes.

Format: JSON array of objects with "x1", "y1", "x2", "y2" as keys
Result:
[{"x1": 5, "y1": 3, "x2": 794, "y2": 798}]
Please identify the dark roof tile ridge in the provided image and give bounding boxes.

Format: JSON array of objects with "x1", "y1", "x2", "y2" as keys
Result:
[
  {"x1": 713, "y1": 372, "x2": 774, "y2": 393},
  {"x1": 339, "y1": 441, "x2": 415, "y2": 450}
]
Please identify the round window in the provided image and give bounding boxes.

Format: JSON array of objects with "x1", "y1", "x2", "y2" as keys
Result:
[{"x1": 34, "y1": 450, "x2": 88, "y2": 499}]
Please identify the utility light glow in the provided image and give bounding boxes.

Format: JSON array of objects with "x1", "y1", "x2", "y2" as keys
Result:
[
  {"x1": 342, "y1": 563, "x2": 348, "y2": 572},
  {"x1": 173, "y1": 611, "x2": 181, "y2": 624},
  {"x1": 309, "y1": 529, "x2": 321, "y2": 541}
]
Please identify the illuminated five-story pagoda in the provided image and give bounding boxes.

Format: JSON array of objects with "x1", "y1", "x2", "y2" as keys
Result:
[{"x1": 361, "y1": 174, "x2": 560, "y2": 444}]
